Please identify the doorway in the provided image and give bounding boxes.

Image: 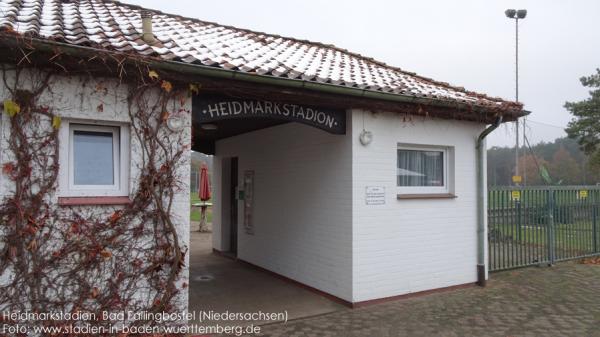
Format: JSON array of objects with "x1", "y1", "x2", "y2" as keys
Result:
[{"x1": 229, "y1": 157, "x2": 238, "y2": 256}]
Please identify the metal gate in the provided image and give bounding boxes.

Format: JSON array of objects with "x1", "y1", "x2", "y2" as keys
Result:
[{"x1": 488, "y1": 186, "x2": 600, "y2": 271}]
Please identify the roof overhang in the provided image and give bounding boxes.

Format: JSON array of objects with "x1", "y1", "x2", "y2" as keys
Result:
[{"x1": 0, "y1": 33, "x2": 527, "y2": 124}]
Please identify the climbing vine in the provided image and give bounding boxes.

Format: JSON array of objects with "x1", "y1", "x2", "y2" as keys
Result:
[{"x1": 0, "y1": 52, "x2": 192, "y2": 335}]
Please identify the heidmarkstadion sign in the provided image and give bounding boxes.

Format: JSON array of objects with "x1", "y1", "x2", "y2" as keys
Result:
[{"x1": 193, "y1": 95, "x2": 346, "y2": 134}]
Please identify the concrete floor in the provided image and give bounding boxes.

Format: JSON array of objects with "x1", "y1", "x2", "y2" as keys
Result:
[{"x1": 188, "y1": 231, "x2": 346, "y2": 327}]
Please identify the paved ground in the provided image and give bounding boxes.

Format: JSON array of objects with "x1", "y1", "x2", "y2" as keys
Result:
[
  {"x1": 191, "y1": 220, "x2": 212, "y2": 233},
  {"x1": 250, "y1": 263, "x2": 600, "y2": 337},
  {"x1": 188, "y1": 232, "x2": 345, "y2": 328},
  {"x1": 189, "y1": 230, "x2": 600, "y2": 336}
]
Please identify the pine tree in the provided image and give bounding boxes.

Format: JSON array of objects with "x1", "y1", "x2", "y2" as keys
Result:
[{"x1": 565, "y1": 69, "x2": 600, "y2": 166}]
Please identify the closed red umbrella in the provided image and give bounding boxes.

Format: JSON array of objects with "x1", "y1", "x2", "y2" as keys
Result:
[
  {"x1": 199, "y1": 165, "x2": 211, "y2": 201},
  {"x1": 197, "y1": 165, "x2": 211, "y2": 232}
]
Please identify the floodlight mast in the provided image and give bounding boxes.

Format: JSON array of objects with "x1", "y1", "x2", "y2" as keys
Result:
[
  {"x1": 505, "y1": 9, "x2": 527, "y2": 185},
  {"x1": 505, "y1": 9, "x2": 517, "y2": 18}
]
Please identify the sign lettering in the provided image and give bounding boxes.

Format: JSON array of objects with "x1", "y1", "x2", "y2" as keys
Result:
[
  {"x1": 193, "y1": 96, "x2": 346, "y2": 134},
  {"x1": 366, "y1": 186, "x2": 386, "y2": 205},
  {"x1": 511, "y1": 190, "x2": 521, "y2": 202}
]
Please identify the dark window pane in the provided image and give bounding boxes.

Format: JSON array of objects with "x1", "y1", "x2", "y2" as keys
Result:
[
  {"x1": 397, "y1": 149, "x2": 444, "y2": 187},
  {"x1": 73, "y1": 130, "x2": 114, "y2": 185}
]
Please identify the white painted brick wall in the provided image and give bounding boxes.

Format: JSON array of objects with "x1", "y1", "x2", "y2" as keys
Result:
[
  {"x1": 0, "y1": 69, "x2": 191, "y2": 309},
  {"x1": 351, "y1": 109, "x2": 486, "y2": 302},
  {"x1": 213, "y1": 116, "x2": 353, "y2": 301},
  {"x1": 211, "y1": 107, "x2": 489, "y2": 304}
]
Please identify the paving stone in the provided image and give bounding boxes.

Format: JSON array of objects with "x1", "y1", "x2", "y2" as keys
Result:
[{"x1": 247, "y1": 263, "x2": 600, "y2": 337}]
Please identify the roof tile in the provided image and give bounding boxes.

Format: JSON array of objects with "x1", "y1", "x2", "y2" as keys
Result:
[{"x1": 0, "y1": 0, "x2": 520, "y2": 110}]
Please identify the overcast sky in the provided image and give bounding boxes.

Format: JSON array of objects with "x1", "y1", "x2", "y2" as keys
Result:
[{"x1": 127, "y1": 0, "x2": 600, "y2": 148}]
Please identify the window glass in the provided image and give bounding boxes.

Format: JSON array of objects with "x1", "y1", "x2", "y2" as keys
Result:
[
  {"x1": 397, "y1": 149, "x2": 444, "y2": 187},
  {"x1": 73, "y1": 130, "x2": 114, "y2": 185}
]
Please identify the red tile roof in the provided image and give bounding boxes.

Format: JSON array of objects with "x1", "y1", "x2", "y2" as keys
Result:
[{"x1": 0, "y1": 0, "x2": 522, "y2": 112}]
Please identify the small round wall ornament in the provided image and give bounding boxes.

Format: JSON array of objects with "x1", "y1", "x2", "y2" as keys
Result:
[{"x1": 359, "y1": 130, "x2": 373, "y2": 146}]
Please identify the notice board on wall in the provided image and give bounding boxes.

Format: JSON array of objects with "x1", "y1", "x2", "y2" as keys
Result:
[
  {"x1": 365, "y1": 186, "x2": 386, "y2": 205},
  {"x1": 243, "y1": 170, "x2": 254, "y2": 235}
]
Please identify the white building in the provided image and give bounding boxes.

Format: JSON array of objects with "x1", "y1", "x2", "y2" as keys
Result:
[
  {"x1": 210, "y1": 107, "x2": 505, "y2": 305},
  {"x1": 0, "y1": 0, "x2": 524, "y2": 312}
]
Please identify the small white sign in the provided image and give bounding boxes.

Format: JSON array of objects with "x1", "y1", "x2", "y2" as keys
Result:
[{"x1": 366, "y1": 186, "x2": 386, "y2": 205}]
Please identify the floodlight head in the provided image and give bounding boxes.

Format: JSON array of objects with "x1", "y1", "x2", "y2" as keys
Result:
[
  {"x1": 517, "y1": 9, "x2": 527, "y2": 19},
  {"x1": 505, "y1": 9, "x2": 517, "y2": 18}
]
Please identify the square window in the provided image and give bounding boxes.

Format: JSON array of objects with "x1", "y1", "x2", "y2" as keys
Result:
[
  {"x1": 397, "y1": 149, "x2": 444, "y2": 187},
  {"x1": 397, "y1": 144, "x2": 453, "y2": 195},
  {"x1": 59, "y1": 121, "x2": 130, "y2": 197},
  {"x1": 73, "y1": 129, "x2": 116, "y2": 185}
]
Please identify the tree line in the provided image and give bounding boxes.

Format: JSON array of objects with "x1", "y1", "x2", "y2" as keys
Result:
[
  {"x1": 489, "y1": 68, "x2": 600, "y2": 187},
  {"x1": 488, "y1": 137, "x2": 600, "y2": 186}
]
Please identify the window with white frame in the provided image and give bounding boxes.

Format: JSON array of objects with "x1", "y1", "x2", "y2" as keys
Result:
[
  {"x1": 59, "y1": 121, "x2": 130, "y2": 197},
  {"x1": 397, "y1": 144, "x2": 453, "y2": 195}
]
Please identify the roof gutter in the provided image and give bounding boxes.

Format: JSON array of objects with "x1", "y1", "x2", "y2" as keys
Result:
[
  {"x1": 473, "y1": 109, "x2": 531, "y2": 287},
  {"x1": 153, "y1": 59, "x2": 523, "y2": 118},
  {"x1": 475, "y1": 116, "x2": 502, "y2": 287},
  {"x1": 0, "y1": 35, "x2": 524, "y2": 118}
]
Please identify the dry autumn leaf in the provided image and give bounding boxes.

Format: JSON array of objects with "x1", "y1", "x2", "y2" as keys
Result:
[
  {"x1": 27, "y1": 239, "x2": 37, "y2": 251},
  {"x1": 52, "y1": 115, "x2": 61, "y2": 129},
  {"x1": 148, "y1": 70, "x2": 159, "y2": 80},
  {"x1": 90, "y1": 287, "x2": 99, "y2": 298},
  {"x1": 161, "y1": 80, "x2": 172, "y2": 92},
  {"x1": 108, "y1": 211, "x2": 122, "y2": 223},
  {"x1": 189, "y1": 83, "x2": 200, "y2": 95},
  {"x1": 100, "y1": 249, "x2": 112, "y2": 260},
  {"x1": 161, "y1": 110, "x2": 170, "y2": 122},
  {"x1": 2, "y1": 162, "x2": 14, "y2": 175},
  {"x1": 3, "y1": 99, "x2": 20, "y2": 117},
  {"x1": 581, "y1": 257, "x2": 600, "y2": 265}
]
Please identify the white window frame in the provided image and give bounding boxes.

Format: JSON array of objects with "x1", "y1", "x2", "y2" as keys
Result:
[
  {"x1": 396, "y1": 143, "x2": 454, "y2": 195},
  {"x1": 59, "y1": 120, "x2": 130, "y2": 197}
]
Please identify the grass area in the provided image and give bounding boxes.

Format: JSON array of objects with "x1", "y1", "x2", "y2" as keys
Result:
[
  {"x1": 490, "y1": 221, "x2": 599, "y2": 252},
  {"x1": 490, "y1": 221, "x2": 600, "y2": 270},
  {"x1": 190, "y1": 194, "x2": 212, "y2": 223},
  {"x1": 489, "y1": 188, "x2": 600, "y2": 205}
]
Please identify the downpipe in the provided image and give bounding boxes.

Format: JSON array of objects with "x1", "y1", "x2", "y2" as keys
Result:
[{"x1": 476, "y1": 116, "x2": 502, "y2": 286}]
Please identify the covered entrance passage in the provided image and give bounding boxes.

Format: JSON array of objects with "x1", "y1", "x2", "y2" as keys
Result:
[
  {"x1": 188, "y1": 92, "x2": 351, "y2": 322},
  {"x1": 188, "y1": 231, "x2": 345, "y2": 326}
]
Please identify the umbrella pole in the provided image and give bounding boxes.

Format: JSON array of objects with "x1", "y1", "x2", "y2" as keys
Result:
[{"x1": 199, "y1": 205, "x2": 207, "y2": 232}]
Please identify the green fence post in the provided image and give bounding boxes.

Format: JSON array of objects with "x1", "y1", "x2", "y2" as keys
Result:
[
  {"x1": 593, "y1": 206, "x2": 598, "y2": 254},
  {"x1": 547, "y1": 189, "x2": 555, "y2": 266},
  {"x1": 517, "y1": 200, "x2": 522, "y2": 243}
]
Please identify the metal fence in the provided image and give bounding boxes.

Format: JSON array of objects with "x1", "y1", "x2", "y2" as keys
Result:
[
  {"x1": 488, "y1": 186, "x2": 600, "y2": 271},
  {"x1": 190, "y1": 169, "x2": 199, "y2": 194}
]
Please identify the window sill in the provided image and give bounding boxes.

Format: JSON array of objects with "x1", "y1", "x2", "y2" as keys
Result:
[
  {"x1": 397, "y1": 193, "x2": 457, "y2": 200},
  {"x1": 58, "y1": 196, "x2": 132, "y2": 206}
]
